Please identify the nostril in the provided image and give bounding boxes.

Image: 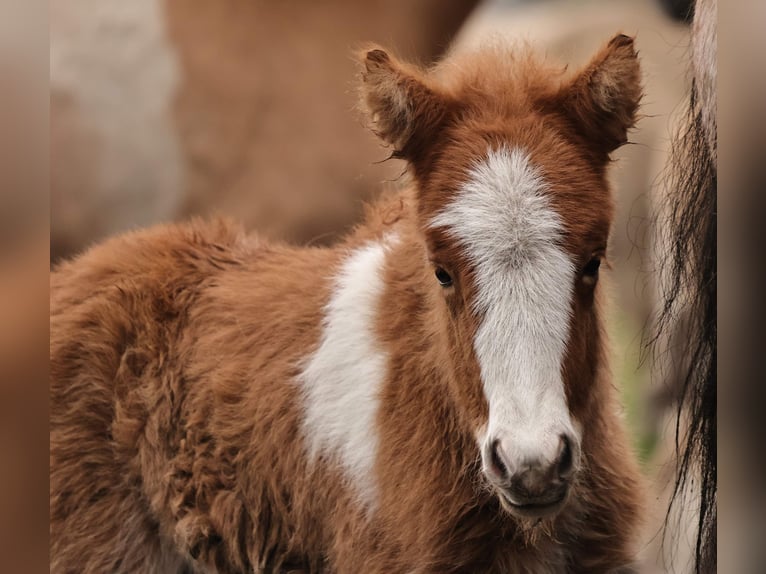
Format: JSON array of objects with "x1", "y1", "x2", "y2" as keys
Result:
[
  {"x1": 490, "y1": 439, "x2": 509, "y2": 480},
  {"x1": 557, "y1": 435, "x2": 574, "y2": 477}
]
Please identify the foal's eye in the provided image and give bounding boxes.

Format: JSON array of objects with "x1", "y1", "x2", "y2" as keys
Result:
[
  {"x1": 434, "y1": 267, "x2": 453, "y2": 287},
  {"x1": 581, "y1": 257, "x2": 601, "y2": 284}
]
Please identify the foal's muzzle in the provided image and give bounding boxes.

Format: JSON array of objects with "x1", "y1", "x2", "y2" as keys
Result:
[{"x1": 483, "y1": 434, "x2": 579, "y2": 518}]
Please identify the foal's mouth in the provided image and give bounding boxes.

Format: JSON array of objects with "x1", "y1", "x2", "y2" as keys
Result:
[{"x1": 495, "y1": 487, "x2": 570, "y2": 519}]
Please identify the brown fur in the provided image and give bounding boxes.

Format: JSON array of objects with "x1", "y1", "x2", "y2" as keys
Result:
[{"x1": 51, "y1": 36, "x2": 645, "y2": 573}]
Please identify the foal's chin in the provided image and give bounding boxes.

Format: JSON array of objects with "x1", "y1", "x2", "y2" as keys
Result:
[{"x1": 495, "y1": 486, "x2": 571, "y2": 522}]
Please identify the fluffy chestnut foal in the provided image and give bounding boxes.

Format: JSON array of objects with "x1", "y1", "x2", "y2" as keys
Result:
[{"x1": 50, "y1": 35, "x2": 645, "y2": 573}]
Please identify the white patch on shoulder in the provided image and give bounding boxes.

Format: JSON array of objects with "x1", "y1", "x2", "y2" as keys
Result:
[
  {"x1": 297, "y1": 237, "x2": 395, "y2": 510},
  {"x1": 430, "y1": 147, "x2": 578, "y2": 469}
]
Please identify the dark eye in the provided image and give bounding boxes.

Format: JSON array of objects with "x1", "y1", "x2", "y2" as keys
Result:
[
  {"x1": 435, "y1": 267, "x2": 453, "y2": 287},
  {"x1": 582, "y1": 257, "x2": 601, "y2": 284}
]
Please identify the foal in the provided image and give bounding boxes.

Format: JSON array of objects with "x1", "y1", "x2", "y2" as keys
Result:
[{"x1": 50, "y1": 35, "x2": 644, "y2": 573}]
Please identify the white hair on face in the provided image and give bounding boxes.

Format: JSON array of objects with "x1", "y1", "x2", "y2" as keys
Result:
[
  {"x1": 297, "y1": 237, "x2": 396, "y2": 511},
  {"x1": 430, "y1": 147, "x2": 577, "y2": 468}
]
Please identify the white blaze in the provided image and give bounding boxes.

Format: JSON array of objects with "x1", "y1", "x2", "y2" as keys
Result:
[
  {"x1": 297, "y1": 238, "x2": 395, "y2": 510},
  {"x1": 430, "y1": 147, "x2": 577, "y2": 470}
]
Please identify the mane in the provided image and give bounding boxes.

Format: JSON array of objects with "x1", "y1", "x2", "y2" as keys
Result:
[
  {"x1": 651, "y1": 0, "x2": 717, "y2": 571},
  {"x1": 432, "y1": 38, "x2": 568, "y2": 104}
]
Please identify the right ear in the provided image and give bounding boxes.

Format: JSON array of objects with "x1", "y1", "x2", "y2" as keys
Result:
[{"x1": 358, "y1": 46, "x2": 450, "y2": 160}]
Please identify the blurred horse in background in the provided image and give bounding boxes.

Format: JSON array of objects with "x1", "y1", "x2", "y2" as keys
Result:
[{"x1": 50, "y1": 0, "x2": 479, "y2": 261}]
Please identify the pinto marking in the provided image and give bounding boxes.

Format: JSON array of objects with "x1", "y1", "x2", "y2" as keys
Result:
[{"x1": 297, "y1": 238, "x2": 396, "y2": 509}]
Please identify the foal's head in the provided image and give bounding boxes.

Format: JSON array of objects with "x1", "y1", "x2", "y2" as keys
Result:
[{"x1": 360, "y1": 35, "x2": 640, "y2": 518}]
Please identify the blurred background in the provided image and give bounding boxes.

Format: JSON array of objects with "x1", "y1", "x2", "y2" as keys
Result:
[{"x1": 1, "y1": 0, "x2": 756, "y2": 571}]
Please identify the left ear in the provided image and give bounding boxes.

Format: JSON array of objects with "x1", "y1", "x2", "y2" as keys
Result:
[{"x1": 556, "y1": 34, "x2": 642, "y2": 157}]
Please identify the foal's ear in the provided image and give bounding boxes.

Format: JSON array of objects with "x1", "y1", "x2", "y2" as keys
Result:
[
  {"x1": 358, "y1": 46, "x2": 449, "y2": 159},
  {"x1": 557, "y1": 34, "x2": 642, "y2": 157}
]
